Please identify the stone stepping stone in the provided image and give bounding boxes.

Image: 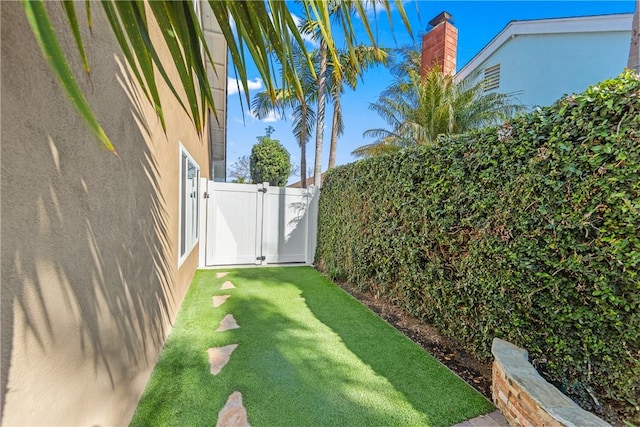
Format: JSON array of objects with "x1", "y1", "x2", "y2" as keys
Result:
[
  {"x1": 216, "y1": 391, "x2": 250, "y2": 427},
  {"x1": 452, "y1": 410, "x2": 508, "y2": 427},
  {"x1": 207, "y1": 344, "x2": 238, "y2": 375},
  {"x1": 212, "y1": 295, "x2": 230, "y2": 308},
  {"x1": 216, "y1": 314, "x2": 240, "y2": 332},
  {"x1": 220, "y1": 280, "x2": 235, "y2": 290},
  {"x1": 216, "y1": 272, "x2": 229, "y2": 279}
]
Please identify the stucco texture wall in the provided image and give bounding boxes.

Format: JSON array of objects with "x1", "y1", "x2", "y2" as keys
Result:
[
  {"x1": 480, "y1": 31, "x2": 631, "y2": 108},
  {"x1": 1, "y1": 2, "x2": 210, "y2": 425}
]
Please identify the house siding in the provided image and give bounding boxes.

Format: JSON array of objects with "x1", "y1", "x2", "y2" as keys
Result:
[
  {"x1": 0, "y1": 2, "x2": 220, "y2": 425},
  {"x1": 472, "y1": 31, "x2": 631, "y2": 108}
]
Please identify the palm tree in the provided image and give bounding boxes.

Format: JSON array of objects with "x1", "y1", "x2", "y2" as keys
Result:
[
  {"x1": 314, "y1": 39, "x2": 329, "y2": 187},
  {"x1": 24, "y1": 0, "x2": 412, "y2": 154},
  {"x1": 252, "y1": 46, "x2": 317, "y2": 188},
  {"x1": 298, "y1": 1, "x2": 358, "y2": 186},
  {"x1": 326, "y1": 46, "x2": 388, "y2": 169},
  {"x1": 252, "y1": 44, "x2": 386, "y2": 184},
  {"x1": 353, "y1": 47, "x2": 522, "y2": 157}
]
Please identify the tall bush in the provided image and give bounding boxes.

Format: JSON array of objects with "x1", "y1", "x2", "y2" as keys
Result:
[
  {"x1": 316, "y1": 72, "x2": 640, "y2": 422},
  {"x1": 250, "y1": 135, "x2": 291, "y2": 186}
]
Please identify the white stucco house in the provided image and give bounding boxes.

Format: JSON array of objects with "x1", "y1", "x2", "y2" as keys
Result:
[{"x1": 454, "y1": 13, "x2": 634, "y2": 108}]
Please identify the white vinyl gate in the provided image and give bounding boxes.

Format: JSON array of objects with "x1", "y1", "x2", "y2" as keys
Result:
[{"x1": 199, "y1": 181, "x2": 319, "y2": 267}]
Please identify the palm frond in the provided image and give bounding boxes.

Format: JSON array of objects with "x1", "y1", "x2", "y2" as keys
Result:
[
  {"x1": 26, "y1": 0, "x2": 411, "y2": 152},
  {"x1": 22, "y1": 0, "x2": 115, "y2": 153},
  {"x1": 362, "y1": 127, "x2": 394, "y2": 140},
  {"x1": 360, "y1": 53, "x2": 523, "y2": 157},
  {"x1": 368, "y1": 97, "x2": 406, "y2": 129},
  {"x1": 251, "y1": 89, "x2": 288, "y2": 120},
  {"x1": 352, "y1": 136, "x2": 403, "y2": 158},
  {"x1": 293, "y1": 103, "x2": 316, "y2": 147},
  {"x1": 61, "y1": 1, "x2": 90, "y2": 74}
]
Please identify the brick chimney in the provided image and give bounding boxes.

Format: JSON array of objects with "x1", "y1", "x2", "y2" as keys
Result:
[{"x1": 421, "y1": 11, "x2": 457, "y2": 76}]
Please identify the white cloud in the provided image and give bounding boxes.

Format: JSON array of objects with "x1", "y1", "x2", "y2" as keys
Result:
[
  {"x1": 247, "y1": 109, "x2": 280, "y2": 123},
  {"x1": 227, "y1": 77, "x2": 263, "y2": 95},
  {"x1": 291, "y1": 13, "x2": 319, "y2": 47},
  {"x1": 363, "y1": 1, "x2": 385, "y2": 15},
  {"x1": 359, "y1": 0, "x2": 406, "y2": 19}
]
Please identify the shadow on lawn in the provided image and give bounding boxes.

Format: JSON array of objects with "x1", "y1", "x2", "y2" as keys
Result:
[
  {"x1": 216, "y1": 279, "x2": 425, "y2": 426},
  {"x1": 133, "y1": 268, "x2": 423, "y2": 426},
  {"x1": 226, "y1": 267, "x2": 492, "y2": 426}
]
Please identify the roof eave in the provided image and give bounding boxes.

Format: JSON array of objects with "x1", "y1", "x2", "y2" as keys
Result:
[{"x1": 455, "y1": 13, "x2": 633, "y2": 82}]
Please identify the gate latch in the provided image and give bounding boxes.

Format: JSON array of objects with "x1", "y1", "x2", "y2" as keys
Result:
[
  {"x1": 256, "y1": 256, "x2": 266, "y2": 261},
  {"x1": 258, "y1": 187, "x2": 267, "y2": 193}
]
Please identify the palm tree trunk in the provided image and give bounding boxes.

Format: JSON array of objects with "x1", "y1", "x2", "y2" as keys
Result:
[
  {"x1": 300, "y1": 141, "x2": 307, "y2": 188},
  {"x1": 328, "y1": 97, "x2": 340, "y2": 169},
  {"x1": 313, "y1": 39, "x2": 327, "y2": 187},
  {"x1": 300, "y1": 105, "x2": 307, "y2": 188}
]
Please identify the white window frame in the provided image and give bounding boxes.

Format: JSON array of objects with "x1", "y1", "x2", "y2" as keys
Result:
[{"x1": 178, "y1": 144, "x2": 200, "y2": 267}]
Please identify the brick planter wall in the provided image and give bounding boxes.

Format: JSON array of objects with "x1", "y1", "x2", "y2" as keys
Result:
[{"x1": 491, "y1": 338, "x2": 611, "y2": 427}]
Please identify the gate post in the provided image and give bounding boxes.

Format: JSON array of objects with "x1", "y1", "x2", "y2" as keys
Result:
[
  {"x1": 198, "y1": 178, "x2": 209, "y2": 268},
  {"x1": 306, "y1": 186, "x2": 320, "y2": 265}
]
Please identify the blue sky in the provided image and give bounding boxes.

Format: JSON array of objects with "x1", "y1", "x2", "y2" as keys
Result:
[{"x1": 226, "y1": 1, "x2": 636, "y2": 183}]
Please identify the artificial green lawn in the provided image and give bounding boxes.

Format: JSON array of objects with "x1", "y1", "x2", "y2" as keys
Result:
[{"x1": 131, "y1": 267, "x2": 493, "y2": 426}]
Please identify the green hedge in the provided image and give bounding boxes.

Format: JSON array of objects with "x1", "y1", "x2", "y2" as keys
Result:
[{"x1": 315, "y1": 71, "x2": 640, "y2": 422}]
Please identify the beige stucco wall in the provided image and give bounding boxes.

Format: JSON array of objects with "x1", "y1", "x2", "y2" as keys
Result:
[{"x1": 1, "y1": 2, "x2": 215, "y2": 425}]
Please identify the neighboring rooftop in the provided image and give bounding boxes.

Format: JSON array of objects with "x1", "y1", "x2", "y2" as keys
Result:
[
  {"x1": 456, "y1": 13, "x2": 633, "y2": 81},
  {"x1": 288, "y1": 174, "x2": 324, "y2": 188}
]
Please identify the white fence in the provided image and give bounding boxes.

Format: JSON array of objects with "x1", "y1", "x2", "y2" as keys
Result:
[{"x1": 199, "y1": 180, "x2": 319, "y2": 267}]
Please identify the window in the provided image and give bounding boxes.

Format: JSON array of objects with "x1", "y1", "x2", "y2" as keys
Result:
[
  {"x1": 179, "y1": 145, "x2": 200, "y2": 266},
  {"x1": 483, "y1": 64, "x2": 500, "y2": 92}
]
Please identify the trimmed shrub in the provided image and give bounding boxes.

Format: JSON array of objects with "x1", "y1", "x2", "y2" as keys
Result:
[
  {"x1": 315, "y1": 71, "x2": 640, "y2": 422},
  {"x1": 250, "y1": 136, "x2": 291, "y2": 186}
]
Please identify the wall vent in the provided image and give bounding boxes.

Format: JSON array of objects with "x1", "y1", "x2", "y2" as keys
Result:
[{"x1": 483, "y1": 64, "x2": 501, "y2": 91}]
